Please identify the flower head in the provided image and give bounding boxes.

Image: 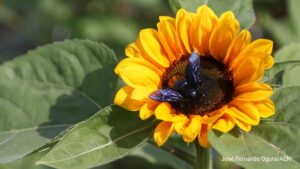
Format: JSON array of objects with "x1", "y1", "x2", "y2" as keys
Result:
[{"x1": 114, "y1": 5, "x2": 275, "y2": 147}]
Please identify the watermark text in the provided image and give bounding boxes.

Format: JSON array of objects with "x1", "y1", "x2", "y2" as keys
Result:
[{"x1": 221, "y1": 155, "x2": 292, "y2": 163}]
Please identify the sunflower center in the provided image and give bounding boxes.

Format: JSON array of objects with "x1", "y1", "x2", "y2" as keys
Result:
[{"x1": 160, "y1": 54, "x2": 234, "y2": 116}]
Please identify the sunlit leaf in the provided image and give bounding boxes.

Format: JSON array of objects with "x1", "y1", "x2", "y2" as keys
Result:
[
  {"x1": 0, "y1": 39, "x2": 118, "y2": 163},
  {"x1": 38, "y1": 105, "x2": 156, "y2": 169}
]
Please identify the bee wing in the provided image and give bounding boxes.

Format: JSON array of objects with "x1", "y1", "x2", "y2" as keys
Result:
[
  {"x1": 149, "y1": 89, "x2": 183, "y2": 102},
  {"x1": 185, "y1": 51, "x2": 201, "y2": 86}
]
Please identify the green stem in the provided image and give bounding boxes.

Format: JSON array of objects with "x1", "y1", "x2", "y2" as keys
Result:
[
  {"x1": 193, "y1": 142, "x2": 212, "y2": 169},
  {"x1": 160, "y1": 144, "x2": 195, "y2": 165},
  {"x1": 148, "y1": 141, "x2": 195, "y2": 165}
]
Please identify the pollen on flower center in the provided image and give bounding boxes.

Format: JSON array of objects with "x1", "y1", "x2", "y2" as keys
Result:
[{"x1": 157, "y1": 53, "x2": 234, "y2": 116}]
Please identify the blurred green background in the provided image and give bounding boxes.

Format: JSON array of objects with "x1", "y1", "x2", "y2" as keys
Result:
[
  {"x1": 0, "y1": 0, "x2": 295, "y2": 168},
  {"x1": 0, "y1": 0, "x2": 292, "y2": 62},
  {"x1": 0, "y1": 0, "x2": 172, "y2": 62}
]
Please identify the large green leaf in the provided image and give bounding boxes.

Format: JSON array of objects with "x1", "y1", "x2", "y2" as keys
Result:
[
  {"x1": 262, "y1": 61, "x2": 300, "y2": 87},
  {"x1": 0, "y1": 39, "x2": 118, "y2": 163},
  {"x1": 131, "y1": 143, "x2": 192, "y2": 169},
  {"x1": 168, "y1": 0, "x2": 255, "y2": 28},
  {"x1": 208, "y1": 87, "x2": 300, "y2": 169},
  {"x1": 165, "y1": 135, "x2": 196, "y2": 158},
  {"x1": 38, "y1": 105, "x2": 156, "y2": 169},
  {"x1": 274, "y1": 43, "x2": 300, "y2": 86},
  {"x1": 209, "y1": 128, "x2": 299, "y2": 169},
  {"x1": 0, "y1": 151, "x2": 51, "y2": 169},
  {"x1": 272, "y1": 87, "x2": 300, "y2": 125},
  {"x1": 275, "y1": 43, "x2": 300, "y2": 63}
]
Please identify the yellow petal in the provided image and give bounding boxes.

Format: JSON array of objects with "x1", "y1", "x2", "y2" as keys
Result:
[
  {"x1": 229, "y1": 101, "x2": 260, "y2": 125},
  {"x1": 202, "y1": 105, "x2": 227, "y2": 124},
  {"x1": 125, "y1": 43, "x2": 142, "y2": 58},
  {"x1": 154, "y1": 121, "x2": 174, "y2": 146},
  {"x1": 155, "y1": 102, "x2": 188, "y2": 122},
  {"x1": 212, "y1": 114, "x2": 235, "y2": 133},
  {"x1": 246, "y1": 39, "x2": 273, "y2": 54},
  {"x1": 265, "y1": 55, "x2": 275, "y2": 69},
  {"x1": 223, "y1": 30, "x2": 251, "y2": 65},
  {"x1": 131, "y1": 87, "x2": 156, "y2": 101},
  {"x1": 182, "y1": 115, "x2": 202, "y2": 142},
  {"x1": 114, "y1": 86, "x2": 145, "y2": 111},
  {"x1": 140, "y1": 101, "x2": 159, "y2": 120},
  {"x1": 231, "y1": 57, "x2": 265, "y2": 86},
  {"x1": 176, "y1": 9, "x2": 194, "y2": 55},
  {"x1": 174, "y1": 117, "x2": 189, "y2": 135},
  {"x1": 157, "y1": 18, "x2": 179, "y2": 62},
  {"x1": 136, "y1": 28, "x2": 170, "y2": 68},
  {"x1": 198, "y1": 124, "x2": 210, "y2": 148},
  {"x1": 209, "y1": 11, "x2": 240, "y2": 61},
  {"x1": 115, "y1": 58, "x2": 162, "y2": 89},
  {"x1": 226, "y1": 106, "x2": 252, "y2": 132},
  {"x1": 191, "y1": 5, "x2": 218, "y2": 55},
  {"x1": 159, "y1": 16, "x2": 174, "y2": 22},
  {"x1": 254, "y1": 99, "x2": 275, "y2": 118},
  {"x1": 230, "y1": 39, "x2": 274, "y2": 69},
  {"x1": 234, "y1": 118, "x2": 252, "y2": 132},
  {"x1": 234, "y1": 83, "x2": 273, "y2": 101}
]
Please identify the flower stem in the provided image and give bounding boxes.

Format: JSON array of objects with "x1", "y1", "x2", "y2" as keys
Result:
[
  {"x1": 148, "y1": 141, "x2": 195, "y2": 165},
  {"x1": 162, "y1": 145, "x2": 195, "y2": 165},
  {"x1": 193, "y1": 142, "x2": 212, "y2": 169}
]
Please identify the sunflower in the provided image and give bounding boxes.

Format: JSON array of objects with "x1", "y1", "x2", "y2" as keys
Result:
[{"x1": 114, "y1": 5, "x2": 275, "y2": 148}]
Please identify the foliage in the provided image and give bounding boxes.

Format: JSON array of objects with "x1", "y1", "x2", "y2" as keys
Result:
[
  {"x1": 0, "y1": 0, "x2": 299, "y2": 169},
  {"x1": 0, "y1": 40, "x2": 118, "y2": 163},
  {"x1": 259, "y1": 0, "x2": 300, "y2": 47},
  {"x1": 38, "y1": 105, "x2": 156, "y2": 169},
  {"x1": 209, "y1": 41, "x2": 300, "y2": 169}
]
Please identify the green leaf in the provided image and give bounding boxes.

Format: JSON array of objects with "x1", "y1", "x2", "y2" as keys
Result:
[
  {"x1": 208, "y1": 86, "x2": 300, "y2": 169},
  {"x1": 275, "y1": 43, "x2": 300, "y2": 63},
  {"x1": 262, "y1": 61, "x2": 300, "y2": 86},
  {"x1": 149, "y1": 136, "x2": 195, "y2": 165},
  {"x1": 272, "y1": 86, "x2": 300, "y2": 125},
  {"x1": 274, "y1": 43, "x2": 300, "y2": 86},
  {"x1": 37, "y1": 105, "x2": 156, "y2": 169},
  {"x1": 209, "y1": 128, "x2": 300, "y2": 169},
  {"x1": 131, "y1": 143, "x2": 193, "y2": 169},
  {"x1": 168, "y1": 0, "x2": 255, "y2": 29},
  {"x1": 0, "y1": 150, "x2": 51, "y2": 169},
  {"x1": 168, "y1": 0, "x2": 182, "y2": 13},
  {"x1": 165, "y1": 135, "x2": 196, "y2": 157},
  {"x1": 150, "y1": 135, "x2": 196, "y2": 164},
  {"x1": 0, "y1": 39, "x2": 118, "y2": 163}
]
